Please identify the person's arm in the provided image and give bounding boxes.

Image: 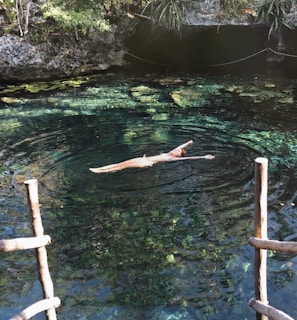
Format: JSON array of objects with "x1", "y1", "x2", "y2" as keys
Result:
[{"x1": 167, "y1": 140, "x2": 193, "y2": 157}]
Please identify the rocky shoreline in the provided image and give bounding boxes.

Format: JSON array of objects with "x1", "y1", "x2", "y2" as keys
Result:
[
  {"x1": 0, "y1": 17, "x2": 133, "y2": 83},
  {"x1": 1, "y1": 0, "x2": 297, "y2": 82}
]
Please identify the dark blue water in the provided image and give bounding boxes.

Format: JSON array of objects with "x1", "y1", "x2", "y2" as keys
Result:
[{"x1": 0, "y1": 72, "x2": 297, "y2": 319}]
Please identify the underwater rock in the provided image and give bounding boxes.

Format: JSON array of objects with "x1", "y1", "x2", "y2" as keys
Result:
[
  {"x1": 130, "y1": 85, "x2": 161, "y2": 104},
  {"x1": 158, "y1": 77, "x2": 184, "y2": 86},
  {"x1": 1, "y1": 97, "x2": 23, "y2": 104},
  {"x1": 170, "y1": 89, "x2": 205, "y2": 107},
  {"x1": 130, "y1": 85, "x2": 155, "y2": 97}
]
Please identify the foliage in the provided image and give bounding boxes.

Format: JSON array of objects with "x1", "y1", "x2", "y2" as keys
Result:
[
  {"x1": 41, "y1": 0, "x2": 141, "y2": 34},
  {"x1": 2, "y1": 0, "x2": 295, "y2": 39},
  {"x1": 1, "y1": 0, "x2": 139, "y2": 36},
  {"x1": 0, "y1": 0, "x2": 31, "y2": 36},
  {"x1": 220, "y1": 0, "x2": 251, "y2": 17},
  {"x1": 41, "y1": 0, "x2": 111, "y2": 33},
  {"x1": 256, "y1": 0, "x2": 294, "y2": 39},
  {"x1": 141, "y1": 0, "x2": 193, "y2": 33},
  {"x1": 0, "y1": 0, "x2": 17, "y2": 24}
]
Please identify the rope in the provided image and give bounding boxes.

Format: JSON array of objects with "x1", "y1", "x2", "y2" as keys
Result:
[
  {"x1": 126, "y1": 52, "x2": 174, "y2": 67},
  {"x1": 267, "y1": 47, "x2": 297, "y2": 58},
  {"x1": 212, "y1": 47, "x2": 297, "y2": 67},
  {"x1": 126, "y1": 47, "x2": 297, "y2": 68},
  {"x1": 210, "y1": 48, "x2": 268, "y2": 67}
]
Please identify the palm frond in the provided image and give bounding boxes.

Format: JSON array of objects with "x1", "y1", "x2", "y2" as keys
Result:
[{"x1": 256, "y1": 0, "x2": 294, "y2": 39}]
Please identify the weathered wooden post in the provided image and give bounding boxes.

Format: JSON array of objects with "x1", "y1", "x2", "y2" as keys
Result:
[
  {"x1": 25, "y1": 179, "x2": 58, "y2": 320},
  {"x1": 254, "y1": 158, "x2": 268, "y2": 320}
]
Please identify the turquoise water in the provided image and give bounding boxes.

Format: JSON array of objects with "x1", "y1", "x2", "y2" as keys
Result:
[{"x1": 0, "y1": 72, "x2": 297, "y2": 319}]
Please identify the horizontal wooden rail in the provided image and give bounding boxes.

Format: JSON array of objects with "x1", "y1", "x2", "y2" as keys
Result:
[
  {"x1": 249, "y1": 237, "x2": 297, "y2": 254},
  {"x1": 249, "y1": 299, "x2": 294, "y2": 320},
  {"x1": 0, "y1": 235, "x2": 51, "y2": 252},
  {"x1": 9, "y1": 297, "x2": 61, "y2": 320}
]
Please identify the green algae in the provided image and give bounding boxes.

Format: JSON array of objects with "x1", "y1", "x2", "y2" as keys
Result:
[{"x1": 0, "y1": 77, "x2": 89, "y2": 95}]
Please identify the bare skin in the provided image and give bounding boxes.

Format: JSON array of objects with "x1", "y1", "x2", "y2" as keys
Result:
[{"x1": 89, "y1": 140, "x2": 215, "y2": 174}]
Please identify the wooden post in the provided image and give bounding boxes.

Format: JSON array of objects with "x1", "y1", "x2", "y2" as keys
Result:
[
  {"x1": 254, "y1": 158, "x2": 268, "y2": 320},
  {"x1": 25, "y1": 179, "x2": 58, "y2": 320}
]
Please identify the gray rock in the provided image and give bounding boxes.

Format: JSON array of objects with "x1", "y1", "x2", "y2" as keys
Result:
[{"x1": 0, "y1": 17, "x2": 133, "y2": 82}]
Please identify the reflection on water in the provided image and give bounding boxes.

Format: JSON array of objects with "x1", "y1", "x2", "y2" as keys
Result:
[{"x1": 0, "y1": 73, "x2": 297, "y2": 319}]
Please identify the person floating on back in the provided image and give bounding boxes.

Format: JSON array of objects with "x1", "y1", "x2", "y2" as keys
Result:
[{"x1": 89, "y1": 140, "x2": 215, "y2": 174}]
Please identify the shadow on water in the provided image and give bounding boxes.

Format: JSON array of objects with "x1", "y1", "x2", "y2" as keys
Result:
[{"x1": 0, "y1": 72, "x2": 297, "y2": 319}]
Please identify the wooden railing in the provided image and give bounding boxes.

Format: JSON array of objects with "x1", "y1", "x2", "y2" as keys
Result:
[
  {"x1": 249, "y1": 158, "x2": 295, "y2": 320},
  {"x1": 0, "y1": 179, "x2": 60, "y2": 320}
]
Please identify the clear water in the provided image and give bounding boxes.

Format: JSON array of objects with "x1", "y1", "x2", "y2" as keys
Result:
[{"x1": 0, "y1": 72, "x2": 297, "y2": 319}]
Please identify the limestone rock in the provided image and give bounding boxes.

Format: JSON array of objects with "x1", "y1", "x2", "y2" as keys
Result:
[{"x1": 0, "y1": 19, "x2": 132, "y2": 82}]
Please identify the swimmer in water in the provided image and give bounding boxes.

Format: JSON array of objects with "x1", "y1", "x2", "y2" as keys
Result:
[{"x1": 89, "y1": 140, "x2": 215, "y2": 174}]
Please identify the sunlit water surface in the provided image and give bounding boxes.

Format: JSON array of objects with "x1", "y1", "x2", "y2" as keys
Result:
[{"x1": 0, "y1": 72, "x2": 297, "y2": 319}]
